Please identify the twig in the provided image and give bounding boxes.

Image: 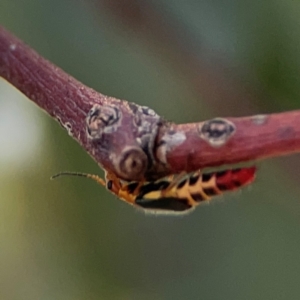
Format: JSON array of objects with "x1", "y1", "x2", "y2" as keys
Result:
[{"x1": 0, "y1": 26, "x2": 299, "y2": 181}]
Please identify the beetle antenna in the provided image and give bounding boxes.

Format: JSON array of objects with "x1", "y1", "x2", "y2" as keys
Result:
[{"x1": 51, "y1": 172, "x2": 106, "y2": 187}]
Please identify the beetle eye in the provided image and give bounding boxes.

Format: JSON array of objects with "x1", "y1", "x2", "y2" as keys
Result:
[{"x1": 107, "y1": 180, "x2": 113, "y2": 190}]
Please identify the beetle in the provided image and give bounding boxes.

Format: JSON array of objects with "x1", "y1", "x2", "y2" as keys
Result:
[{"x1": 51, "y1": 166, "x2": 256, "y2": 215}]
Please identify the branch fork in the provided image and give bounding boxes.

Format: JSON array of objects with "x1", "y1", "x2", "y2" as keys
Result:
[{"x1": 1, "y1": 26, "x2": 300, "y2": 182}]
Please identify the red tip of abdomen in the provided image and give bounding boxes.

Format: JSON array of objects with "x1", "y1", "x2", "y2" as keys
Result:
[{"x1": 215, "y1": 166, "x2": 256, "y2": 191}]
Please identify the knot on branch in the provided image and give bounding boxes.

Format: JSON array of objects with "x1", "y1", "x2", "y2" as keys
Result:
[
  {"x1": 115, "y1": 146, "x2": 148, "y2": 180},
  {"x1": 86, "y1": 104, "x2": 121, "y2": 138},
  {"x1": 86, "y1": 102, "x2": 165, "y2": 181},
  {"x1": 198, "y1": 118, "x2": 235, "y2": 147},
  {"x1": 129, "y1": 103, "x2": 162, "y2": 163}
]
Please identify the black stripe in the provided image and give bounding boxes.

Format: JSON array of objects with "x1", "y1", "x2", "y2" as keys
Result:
[
  {"x1": 217, "y1": 184, "x2": 228, "y2": 191},
  {"x1": 202, "y1": 173, "x2": 213, "y2": 182},
  {"x1": 216, "y1": 170, "x2": 227, "y2": 178},
  {"x1": 189, "y1": 174, "x2": 200, "y2": 186},
  {"x1": 135, "y1": 197, "x2": 191, "y2": 211},
  {"x1": 137, "y1": 181, "x2": 170, "y2": 199},
  {"x1": 126, "y1": 182, "x2": 140, "y2": 194},
  {"x1": 203, "y1": 188, "x2": 217, "y2": 196},
  {"x1": 177, "y1": 179, "x2": 187, "y2": 189},
  {"x1": 233, "y1": 180, "x2": 242, "y2": 187},
  {"x1": 191, "y1": 193, "x2": 205, "y2": 202}
]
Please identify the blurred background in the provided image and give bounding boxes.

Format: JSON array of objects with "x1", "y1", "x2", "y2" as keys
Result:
[{"x1": 1, "y1": 0, "x2": 300, "y2": 299}]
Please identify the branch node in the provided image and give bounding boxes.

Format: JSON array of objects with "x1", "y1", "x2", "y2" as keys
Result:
[{"x1": 198, "y1": 118, "x2": 236, "y2": 148}]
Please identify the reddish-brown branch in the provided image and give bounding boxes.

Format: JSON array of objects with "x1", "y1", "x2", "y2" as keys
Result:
[
  {"x1": 162, "y1": 113, "x2": 300, "y2": 174},
  {"x1": 0, "y1": 26, "x2": 300, "y2": 182},
  {"x1": 0, "y1": 26, "x2": 137, "y2": 179}
]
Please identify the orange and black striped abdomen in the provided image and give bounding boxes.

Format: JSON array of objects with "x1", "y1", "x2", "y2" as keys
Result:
[
  {"x1": 134, "y1": 166, "x2": 256, "y2": 214},
  {"x1": 135, "y1": 180, "x2": 193, "y2": 212}
]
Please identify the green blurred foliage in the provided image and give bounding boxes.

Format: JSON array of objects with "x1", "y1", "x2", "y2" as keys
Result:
[{"x1": 1, "y1": 0, "x2": 300, "y2": 299}]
